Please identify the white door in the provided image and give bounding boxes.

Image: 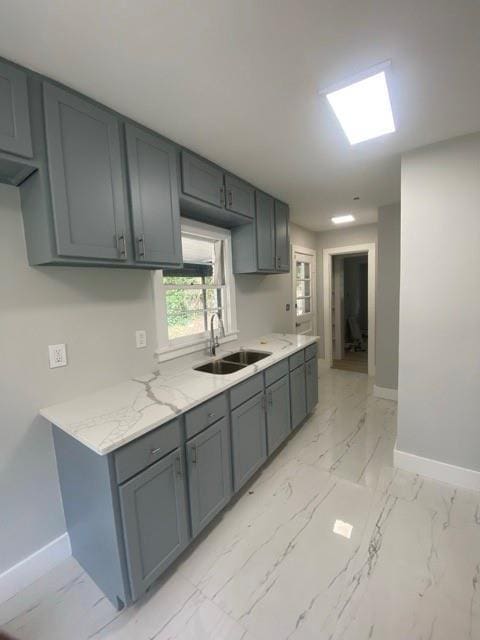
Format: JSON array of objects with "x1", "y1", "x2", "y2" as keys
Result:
[{"x1": 292, "y1": 247, "x2": 317, "y2": 335}]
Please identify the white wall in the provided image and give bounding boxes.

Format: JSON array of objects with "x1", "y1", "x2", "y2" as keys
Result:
[
  {"x1": 316, "y1": 224, "x2": 377, "y2": 358},
  {"x1": 0, "y1": 185, "x2": 316, "y2": 574},
  {"x1": 376, "y1": 203, "x2": 400, "y2": 390},
  {"x1": 397, "y1": 133, "x2": 480, "y2": 472}
]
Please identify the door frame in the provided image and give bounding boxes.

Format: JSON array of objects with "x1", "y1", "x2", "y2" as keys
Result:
[
  {"x1": 291, "y1": 244, "x2": 317, "y2": 335},
  {"x1": 323, "y1": 243, "x2": 376, "y2": 376}
]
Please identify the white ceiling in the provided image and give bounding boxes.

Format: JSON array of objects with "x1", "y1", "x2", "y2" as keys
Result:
[{"x1": 1, "y1": 0, "x2": 479, "y2": 231}]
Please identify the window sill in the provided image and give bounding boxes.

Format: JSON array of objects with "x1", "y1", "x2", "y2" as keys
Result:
[{"x1": 155, "y1": 333, "x2": 239, "y2": 363}]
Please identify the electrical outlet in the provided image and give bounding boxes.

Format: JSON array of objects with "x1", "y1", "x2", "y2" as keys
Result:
[
  {"x1": 48, "y1": 343, "x2": 67, "y2": 369},
  {"x1": 136, "y1": 330, "x2": 147, "y2": 349}
]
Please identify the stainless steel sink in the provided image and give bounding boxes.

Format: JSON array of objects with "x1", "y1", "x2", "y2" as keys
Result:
[
  {"x1": 222, "y1": 350, "x2": 272, "y2": 365},
  {"x1": 194, "y1": 360, "x2": 246, "y2": 375}
]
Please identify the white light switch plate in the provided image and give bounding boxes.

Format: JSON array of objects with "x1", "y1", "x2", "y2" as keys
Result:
[
  {"x1": 136, "y1": 330, "x2": 147, "y2": 349},
  {"x1": 48, "y1": 344, "x2": 67, "y2": 368}
]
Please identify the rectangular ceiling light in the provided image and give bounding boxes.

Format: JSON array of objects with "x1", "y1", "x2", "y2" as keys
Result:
[
  {"x1": 325, "y1": 68, "x2": 395, "y2": 144},
  {"x1": 332, "y1": 214, "x2": 355, "y2": 224}
]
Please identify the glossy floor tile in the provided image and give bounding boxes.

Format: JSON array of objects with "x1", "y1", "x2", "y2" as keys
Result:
[{"x1": 1, "y1": 368, "x2": 479, "y2": 640}]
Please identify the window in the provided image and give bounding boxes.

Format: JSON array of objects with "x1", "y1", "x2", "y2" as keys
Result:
[{"x1": 154, "y1": 220, "x2": 237, "y2": 359}]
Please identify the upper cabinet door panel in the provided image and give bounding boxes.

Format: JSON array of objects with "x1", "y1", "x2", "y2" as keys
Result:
[
  {"x1": 225, "y1": 174, "x2": 255, "y2": 219},
  {"x1": 125, "y1": 124, "x2": 182, "y2": 265},
  {"x1": 256, "y1": 191, "x2": 275, "y2": 271},
  {"x1": 275, "y1": 200, "x2": 290, "y2": 272},
  {"x1": 0, "y1": 60, "x2": 32, "y2": 158},
  {"x1": 181, "y1": 151, "x2": 224, "y2": 208},
  {"x1": 43, "y1": 83, "x2": 128, "y2": 260}
]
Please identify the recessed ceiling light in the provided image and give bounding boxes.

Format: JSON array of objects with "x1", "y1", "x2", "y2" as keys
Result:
[
  {"x1": 332, "y1": 214, "x2": 355, "y2": 224},
  {"x1": 322, "y1": 63, "x2": 395, "y2": 145}
]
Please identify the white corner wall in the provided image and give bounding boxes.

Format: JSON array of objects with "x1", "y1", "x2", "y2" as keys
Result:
[{"x1": 397, "y1": 132, "x2": 480, "y2": 479}]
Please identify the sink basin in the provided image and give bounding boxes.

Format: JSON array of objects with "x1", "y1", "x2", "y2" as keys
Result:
[
  {"x1": 222, "y1": 350, "x2": 272, "y2": 365},
  {"x1": 194, "y1": 360, "x2": 246, "y2": 375}
]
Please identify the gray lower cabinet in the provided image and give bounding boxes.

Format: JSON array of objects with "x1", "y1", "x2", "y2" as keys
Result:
[
  {"x1": 225, "y1": 174, "x2": 255, "y2": 219},
  {"x1": 275, "y1": 200, "x2": 290, "y2": 272},
  {"x1": 119, "y1": 449, "x2": 189, "y2": 601},
  {"x1": 125, "y1": 124, "x2": 182, "y2": 266},
  {"x1": 266, "y1": 374, "x2": 291, "y2": 454},
  {"x1": 290, "y1": 363, "x2": 307, "y2": 429},
  {"x1": 186, "y1": 417, "x2": 232, "y2": 536},
  {"x1": 43, "y1": 82, "x2": 129, "y2": 261},
  {"x1": 306, "y1": 356, "x2": 318, "y2": 414},
  {"x1": 231, "y1": 392, "x2": 267, "y2": 491},
  {"x1": 0, "y1": 59, "x2": 32, "y2": 158}
]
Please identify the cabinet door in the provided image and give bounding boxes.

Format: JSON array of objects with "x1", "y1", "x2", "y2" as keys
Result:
[
  {"x1": 186, "y1": 417, "x2": 232, "y2": 536},
  {"x1": 0, "y1": 60, "x2": 32, "y2": 157},
  {"x1": 181, "y1": 151, "x2": 224, "y2": 208},
  {"x1": 225, "y1": 174, "x2": 255, "y2": 219},
  {"x1": 231, "y1": 392, "x2": 267, "y2": 491},
  {"x1": 43, "y1": 83, "x2": 128, "y2": 261},
  {"x1": 290, "y1": 363, "x2": 307, "y2": 429},
  {"x1": 275, "y1": 200, "x2": 290, "y2": 272},
  {"x1": 256, "y1": 191, "x2": 275, "y2": 271},
  {"x1": 306, "y1": 356, "x2": 319, "y2": 413},
  {"x1": 266, "y1": 375, "x2": 291, "y2": 454},
  {"x1": 119, "y1": 450, "x2": 189, "y2": 601},
  {"x1": 125, "y1": 124, "x2": 182, "y2": 265}
]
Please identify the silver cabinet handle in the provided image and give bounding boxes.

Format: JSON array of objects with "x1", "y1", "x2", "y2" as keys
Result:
[
  {"x1": 137, "y1": 235, "x2": 145, "y2": 257},
  {"x1": 219, "y1": 185, "x2": 226, "y2": 207},
  {"x1": 228, "y1": 190, "x2": 233, "y2": 207},
  {"x1": 150, "y1": 446, "x2": 163, "y2": 457},
  {"x1": 207, "y1": 411, "x2": 215, "y2": 419},
  {"x1": 175, "y1": 455, "x2": 182, "y2": 476},
  {"x1": 191, "y1": 445, "x2": 197, "y2": 464},
  {"x1": 117, "y1": 232, "x2": 127, "y2": 258},
  {"x1": 268, "y1": 391, "x2": 273, "y2": 408}
]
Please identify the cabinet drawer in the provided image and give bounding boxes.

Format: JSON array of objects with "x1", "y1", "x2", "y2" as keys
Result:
[
  {"x1": 230, "y1": 373, "x2": 264, "y2": 409},
  {"x1": 305, "y1": 342, "x2": 318, "y2": 362},
  {"x1": 115, "y1": 418, "x2": 181, "y2": 484},
  {"x1": 289, "y1": 350, "x2": 305, "y2": 371},
  {"x1": 185, "y1": 393, "x2": 228, "y2": 440},
  {"x1": 264, "y1": 359, "x2": 289, "y2": 387}
]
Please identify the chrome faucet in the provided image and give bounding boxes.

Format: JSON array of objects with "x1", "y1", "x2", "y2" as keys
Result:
[{"x1": 208, "y1": 312, "x2": 225, "y2": 356}]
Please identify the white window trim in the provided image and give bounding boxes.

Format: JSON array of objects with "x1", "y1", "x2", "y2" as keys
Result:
[{"x1": 153, "y1": 219, "x2": 238, "y2": 362}]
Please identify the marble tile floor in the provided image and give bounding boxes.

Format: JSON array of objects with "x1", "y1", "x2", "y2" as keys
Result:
[{"x1": 2, "y1": 368, "x2": 479, "y2": 640}]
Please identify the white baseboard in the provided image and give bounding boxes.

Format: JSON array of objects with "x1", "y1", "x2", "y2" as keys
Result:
[
  {"x1": 394, "y1": 448, "x2": 480, "y2": 491},
  {"x1": 373, "y1": 384, "x2": 398, "y2": 401},
  {"x1": 0, "y1": 533, "x2": 71, "y2": 603}
]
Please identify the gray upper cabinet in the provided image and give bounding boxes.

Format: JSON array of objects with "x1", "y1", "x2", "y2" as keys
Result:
[
  {"x1": 290, "y1": 361, "x2": 307, "y2": 429},
  {"x1": 266, "y1": 374, "x2": 291, "y2": 454},
  {"x1": 43, "y1": 83, "x2": 129, "y2": 261},
  {"x1": 231, "y1": 392, "x2": 267, "y2": 491},
  {"x1": 119, "y1": 449, "x2": 189, "y2": 601},
  {"x1": 0, "y1": 60, "x2": 32, "y2": 158},
  {"x1": 225, "y1": 174, "x2": 255, "y2": 219},
  {"x1": 181, "y1": 151, "x2": 224, "y2": 208},
  {"x1": 186, "y1": 417, "x2": 232, "y2": 537},
  {"x1": 306, "y1": 356, "x2": 318, "y2": 414},
  {"x1": 231, "y1": 191, "x2": 290, "y2": 275},
  {"x1": 256, "y1": 191, "x2": 276, "y2": 271},
  {"x1": 275, "y1": 200, "x2": 290, "y2": 272},
  {"x1": 125, "y1": 124, "x2": 182, "y2": 266}
]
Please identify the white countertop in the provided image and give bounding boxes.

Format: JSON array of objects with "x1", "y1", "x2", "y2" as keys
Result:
[{"x1": 40, "y1": 333, "x2": 318, "y2": 455}]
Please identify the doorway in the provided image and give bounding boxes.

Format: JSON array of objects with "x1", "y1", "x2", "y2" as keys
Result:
[
  {"x1": 292, "y1": 246, "x2": 317, "y2": 335},
  {"x1": 332, "y1": 253, "x2": 368, "y2": 373},
  {"x1": 323, "y1": 243, "x2": 376, "y2": 375}
]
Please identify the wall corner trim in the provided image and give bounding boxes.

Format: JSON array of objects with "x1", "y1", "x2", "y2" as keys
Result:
[
  {"x1": 394, "y1": 448, "x2": 480, "y2": 491},
  {"x1": 0, "y1": 533, "x2": 71, "y2": 604},
  {"x1": 373, "y1": 385, "x2": 398, "y2": 401}
]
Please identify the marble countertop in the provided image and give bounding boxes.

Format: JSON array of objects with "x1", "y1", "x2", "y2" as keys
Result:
[{"x1": 40, "y1": 333, "x2": 318, "y2": 456}]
